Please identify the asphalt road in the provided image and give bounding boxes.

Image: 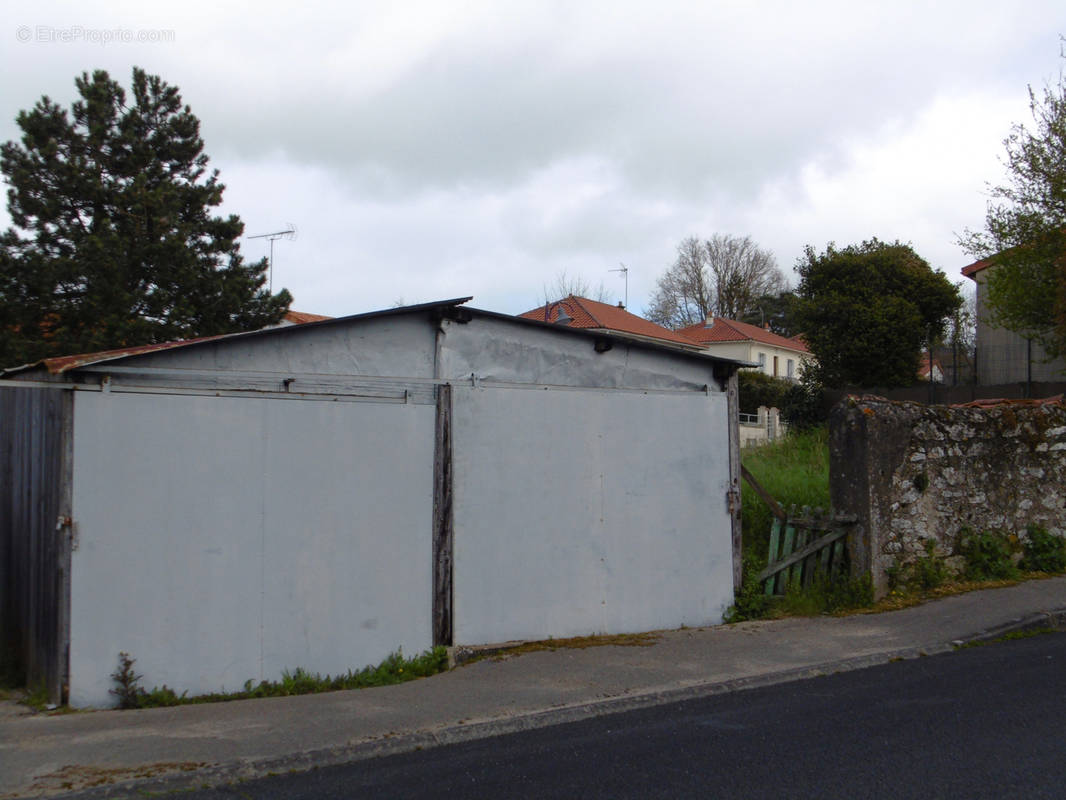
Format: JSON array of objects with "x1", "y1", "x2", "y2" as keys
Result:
[{"x1": 186, "y1": 631, "x2": 1066, "y2": 799}]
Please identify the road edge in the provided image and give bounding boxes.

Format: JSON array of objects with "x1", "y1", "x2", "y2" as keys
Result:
[{"x1": 36, "y1": 609, "x2": 1066, "y2": 799}]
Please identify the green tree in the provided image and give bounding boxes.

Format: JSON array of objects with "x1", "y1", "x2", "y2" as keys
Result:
[
  {"x1": 961, "y1": 49, "x2": 1066, "y2": 358},
  {"x1": 0, "y1": 67, "x2": 290, "y2": 367},
  {"x1": 795, "y1": 239, "x2": 960, "y2": 388},
  {"x1": 739, "y1": 290, "x2": 802, "y2": 337},
  {"x1": 737, "y1": 370, "x2": 791, "y2": 414}
]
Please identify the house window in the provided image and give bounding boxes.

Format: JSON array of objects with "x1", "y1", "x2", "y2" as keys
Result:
[
  {"x1": 787, "y1": 359, "x2": 795, "y2": 379},
  {"x1": 757, "y1": 352, "x2": 766, "y2": 371},
  {"x1": 773, "y1": 355, "x2": 779, "y2": 377}
]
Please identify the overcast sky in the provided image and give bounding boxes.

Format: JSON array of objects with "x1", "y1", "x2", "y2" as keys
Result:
[{"x1": 2, "y1": 1, "x2": 1064, "y2": 318}]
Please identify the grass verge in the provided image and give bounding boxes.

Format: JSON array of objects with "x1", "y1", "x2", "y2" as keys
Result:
[{"x1": 113, "y1": 646, "x2": 450, "y2": 710}]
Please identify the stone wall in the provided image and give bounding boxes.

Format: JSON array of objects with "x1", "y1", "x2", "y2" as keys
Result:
[{"x1": 829, "y1": 396, "x2": 1066, "y2": 597}]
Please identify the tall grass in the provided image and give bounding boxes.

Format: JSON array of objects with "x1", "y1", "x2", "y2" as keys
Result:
[
  {"x1": 730, "y1": 427, "x2": 846, "y2": 621},
  {"x1": 741, "y1": 426, "x2": 830, "y2": 558}
]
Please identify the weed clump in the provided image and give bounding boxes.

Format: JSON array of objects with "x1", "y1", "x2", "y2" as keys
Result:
[
  {"x1": 776, "y1": 573, "x2": 873, "y2": 616},
  {"x1": 959, "y1": 528, "x2": 1020, "y2": 581},
  {"x1": 1021, "y1": 524, "x2": 1066, "y2": 573},
  {"x1": 109, "y1": 652, "x2": 145, "y2": 709},
  {"x1": 888, "y1": 539, "x2": 949, "y2": 591},
  {"x1": 110, "y1": 647, "x2": 450, "y2": 710},
  {"x1": 724, "y1": 550, "x2": 775, "y2": 622}
]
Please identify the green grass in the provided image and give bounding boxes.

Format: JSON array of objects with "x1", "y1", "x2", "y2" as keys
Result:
[
  {"x1": 728, "y1": 427, "x2": 847, "y2": 621},
  {"x1": 741, "y1": 426, "x2": 830, "y2": 558}
]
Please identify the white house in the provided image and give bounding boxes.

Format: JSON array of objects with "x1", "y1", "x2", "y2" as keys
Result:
[{"x1": 678, "y1": 317, "x2": 810, "y2": 381}]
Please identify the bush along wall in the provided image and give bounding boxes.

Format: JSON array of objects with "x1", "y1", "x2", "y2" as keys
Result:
[{"x1": 829, "y1": 396, "x2": 1066, "y2": 597}]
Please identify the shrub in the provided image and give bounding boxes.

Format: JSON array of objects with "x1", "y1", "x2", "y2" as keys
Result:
[
  {"x1": 959, "y1": 528, "x2": 1019, "y2": 581},
  {"x1": 780, "y1": 372, "x2": 828, "y2": 431},
  {"x1": 725, "y1": 550, "x2": 774, "y2": 622},
  {"x1": 738, "y1": 371, "x2": 791, "y2": 415},
  {"x1": 1021, "y1": 524, "x2": 1066, "y2": 573}
]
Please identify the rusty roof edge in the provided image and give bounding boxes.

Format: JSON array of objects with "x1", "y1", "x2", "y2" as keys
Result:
[{"x1": 1, "y1": 297, "x2": 476, "y2": 378}]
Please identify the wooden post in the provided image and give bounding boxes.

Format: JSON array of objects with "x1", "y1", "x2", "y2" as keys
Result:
[
  {"x1": 725, "y1": 370, "x2": 743, "y2": 592},
  {"x1": 432, "y1": 384, "x2": 454, "y2": 647}
]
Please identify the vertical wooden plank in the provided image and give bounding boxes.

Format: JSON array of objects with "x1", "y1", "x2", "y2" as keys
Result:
[
  {"x1": 56, "y1": 390, "x2": 74, "y2": 704},
  {"x1": 790, "y1": 526, "x2": 809, "y2": 588},
  {"x1": 831, "y1": 538, "x2": 847, "y2": 578},
  {"x1": 777, "y1": 522, "x2": 796, "y2": 594},
  {"x1": 431, "y1": 383, "x2": 454, "y2": 647},
  {"x1": 725, "y1": 370, "x2": 743, "y2": 594},
  {"x1": 764, "y1": 518, "x2": 782, "y2": 596},
  {"x1": 819, "y1": 532, "x2": 834, "y2": 574}
]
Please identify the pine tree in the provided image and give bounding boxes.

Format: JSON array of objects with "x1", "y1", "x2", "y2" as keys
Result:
[{"x1": 0, "y1": 67, "x2": 290, "y2": 367}]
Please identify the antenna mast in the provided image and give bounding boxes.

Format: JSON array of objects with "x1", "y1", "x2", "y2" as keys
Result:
[
  {"x1": 249, "y1": 224, "x2": 297, "y2": 293},
  {"x1": 609, "y1": 263, "x2": 629, "y2": 308}
]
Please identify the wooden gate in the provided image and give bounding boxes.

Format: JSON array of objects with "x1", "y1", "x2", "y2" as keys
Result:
[
  {"x1": 758, "y1": 509, "x2": 854, "y2": 595},
  {"x1": 741, "y1": 465, "x2": 855, "y2": 596}
]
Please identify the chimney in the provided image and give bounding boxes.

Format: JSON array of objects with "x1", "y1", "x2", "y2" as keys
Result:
[
  {"x1": 704, "y1": 317, "x2": 714, "y2": 329},
  {"x1": 617, "y1": 301, "x2": 625, "y2": 309}
]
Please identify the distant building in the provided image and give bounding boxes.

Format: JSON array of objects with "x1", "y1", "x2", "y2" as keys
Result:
[
  {"x1": 963, "y1": 258, "x2": 1066, "y2": 384},
  {"x1": 677, "y1": 317, "x2": 810, "y2": 381}
]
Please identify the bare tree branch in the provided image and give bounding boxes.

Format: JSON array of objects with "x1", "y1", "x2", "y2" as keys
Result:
[
  {"x1": 646, "y1": 234, "x2": 785, "y2": 328},
  {"x1": 541, "y1": 269, "x2": 613, "y2": 305}
]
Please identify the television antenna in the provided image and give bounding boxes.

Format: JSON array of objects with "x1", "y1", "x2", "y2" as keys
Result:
[
  {"x1": 609, "y1": 263, "x2": 629, "y2": 309},
  {"x1": 249, "y1": 224, "x2": 297, "y2": 293}
]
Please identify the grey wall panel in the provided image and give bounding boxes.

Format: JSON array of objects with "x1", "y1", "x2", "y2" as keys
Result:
[
  {"x1": 131, "y1": 316, "x2": 437, "y2": 379},
  {"x1": 439, "y1": 317, "x2": 721, "y2": 391},
  {"x1": 450, "y1": 385, "x2": 733, "y2": 645},
  {"x1": 68, "y1": 391, "x2": 434, "y2": 707}
]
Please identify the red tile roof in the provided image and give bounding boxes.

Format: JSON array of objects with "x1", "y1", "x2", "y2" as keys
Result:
[
  {"x1": 677, "y1": 317, "x2": 809, "y2": 353},
  {"x1": 917, "y1": 357, "x2": 944, "y2": 380},
  {"x1": 520, "y1": 296, "x2": 702, "y2": 348},
  {"x1": 283, "y1": 310, "x2": 333, "y2": 324},
  {"x1": 961, "y1": 258, "x2": 991, "y2": 278}
]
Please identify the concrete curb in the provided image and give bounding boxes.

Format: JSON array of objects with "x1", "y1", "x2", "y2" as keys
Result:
[{"x1": 41, "y1": 608, "x2": 1066, "y2": 800}]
